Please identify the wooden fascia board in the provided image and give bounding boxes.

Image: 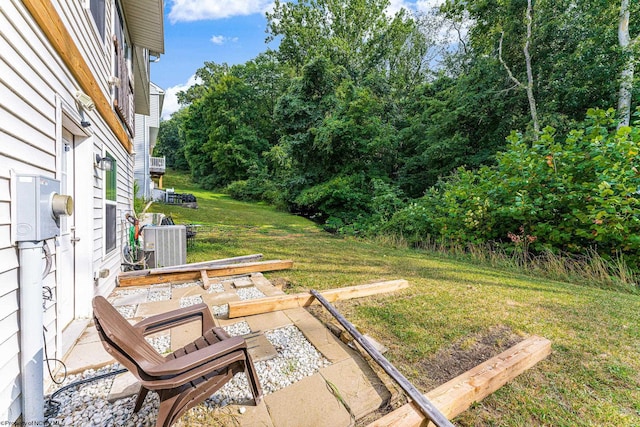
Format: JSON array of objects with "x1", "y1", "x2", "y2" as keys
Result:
[{"x1": 22, "y1": 0, "x2": 133, "y2": 153}]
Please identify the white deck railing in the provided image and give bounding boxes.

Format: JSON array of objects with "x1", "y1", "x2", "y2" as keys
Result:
[{"x1": 149, "y1": 156, "x2": 165, "y2": 174}]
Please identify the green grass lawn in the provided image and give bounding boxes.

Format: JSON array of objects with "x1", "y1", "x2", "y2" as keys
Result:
[{"x1": 151, "y1": 171, "x2": 640, "y2": 426}]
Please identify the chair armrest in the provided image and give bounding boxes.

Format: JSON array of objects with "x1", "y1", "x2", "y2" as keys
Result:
[
  {"x1": 146, "y1": 336, "x2": 246, "y2": 377},
  {"x1": 212, "y1": 327, "x2": 230, "y2": 340},
  {"x1": 134, "y1": 303, "x2": 215, "y2": 336}
]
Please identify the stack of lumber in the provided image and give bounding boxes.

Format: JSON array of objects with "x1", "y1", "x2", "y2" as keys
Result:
[{"x1": 117, "y1": 254, "x2": 292, "y2": 287}]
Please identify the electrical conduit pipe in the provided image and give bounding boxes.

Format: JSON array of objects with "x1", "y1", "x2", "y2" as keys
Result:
[{"x1": 18, "y1": 241, "x2": 45, "y2": 424}]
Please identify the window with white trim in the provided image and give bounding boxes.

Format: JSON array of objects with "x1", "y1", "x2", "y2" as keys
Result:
[
  {"x1": 105, "y1": 153, "x2": 117, "y2": 254},
  {"x1": 113, "y1": 1, "x2": 135, "y2": 136},
  {"x1": 89, "y1": 0, "x2": 106, "y2": 41}
]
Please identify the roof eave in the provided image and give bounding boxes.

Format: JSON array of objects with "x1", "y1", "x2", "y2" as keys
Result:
[{"x1": 121, "y1": 0, "x2": 165, "y2": 54}]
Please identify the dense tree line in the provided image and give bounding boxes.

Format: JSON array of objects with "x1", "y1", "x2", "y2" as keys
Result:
[{"x1": 156, "y1": 0, "x2": 640, "y2": 266}]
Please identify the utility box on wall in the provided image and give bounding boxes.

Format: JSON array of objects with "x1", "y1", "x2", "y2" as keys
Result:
[{"x1": 15, "y1": 175, "x2": 73, "y2": 242}]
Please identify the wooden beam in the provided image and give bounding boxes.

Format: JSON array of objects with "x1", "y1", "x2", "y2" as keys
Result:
[
  {"x1": 228, "y1": 280, "x2": 409, "y2": 318},
  {"x1": 22, "y1": 0, "x2": 132, "y2": 152},
  {"x1": 367, "y1": 335, "x2": 552, "y2": 427},
  {"x1": 118, "y1": 260, "x2": 293, "y2": 287},
  {"x1": 200, "y1": 270, "x2": 210, "y2": 290},
  {"x1": 119, "y1": 254, "x2": 264, "y2": 278}
]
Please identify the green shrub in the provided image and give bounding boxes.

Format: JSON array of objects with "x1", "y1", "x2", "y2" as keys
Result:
[
  {"x1": 379, "y1": 200, "x2": 436, "y2": 245},
  {"x1": 226, "y1": 177, "x2": 286, "y2": 208},
  {"x1": 386, "y1": 108, "x2": 640, "y2": 267},
  {"x1": 226, "y1": 180, "x2": 254, "y2": 201},
  {"x1": 293, "y1": 174, "x2": 370, "y2": 231}
]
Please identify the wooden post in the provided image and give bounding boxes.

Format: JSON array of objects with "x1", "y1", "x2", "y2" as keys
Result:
[
  {"x1": 200, "y1": 270, "x2": 210, "y2": 290},
  {"x1": 367, "y1": 335, "x2": 552, "y2": 427}
]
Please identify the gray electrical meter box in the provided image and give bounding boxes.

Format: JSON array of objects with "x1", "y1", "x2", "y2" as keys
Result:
[{"x1": 15, "y1": 175, "x2": 73, "y2": 242}]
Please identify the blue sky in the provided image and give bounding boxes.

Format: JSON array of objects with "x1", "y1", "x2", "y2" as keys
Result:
[{"x1": 153, "y1": 0, "x2": 444, "y2": 119}]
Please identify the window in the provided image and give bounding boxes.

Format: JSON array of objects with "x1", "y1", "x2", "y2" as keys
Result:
[
  {"x1": 113, "y1": 1, "x2": 135, "y2": 135},
  {"x1": 105, "y1": 153, "x2": 117, "y2": 254},
  {"x1": 89, "y1": 0, "x2": 106, "y2": 41}
]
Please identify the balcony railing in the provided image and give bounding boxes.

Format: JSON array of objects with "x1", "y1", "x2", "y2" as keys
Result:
[{"x1": 149, "y1": 156, "x2": 165, "y2": 175}]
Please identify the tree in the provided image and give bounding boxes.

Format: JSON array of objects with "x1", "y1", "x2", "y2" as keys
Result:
[
  {"x1": 266, "y1": 0, "x2": 427, "y2": 87},
  {"x1": 443, "y1": 0, "x2": 635, "y2": 134},
  {"x1": 174, "y1": 55, "x2": 291, "y2": 189},
  {"x1": 498, "y1": 0, "x2": 539, "y2": 137},
  {"x1": 271, "y1": 57, "x2": 402, "y2": 228},
  {"x1": 618, "y1": 0, "x2": 636, "y2": 127},
  {"x1": 155, "y1": 110, "x2": 188, "y2": 170}
]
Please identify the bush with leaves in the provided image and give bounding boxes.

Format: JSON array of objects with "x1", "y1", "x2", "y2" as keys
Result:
[{"x1": 384, "y1": 109, "x2": 640, "y2": 266}]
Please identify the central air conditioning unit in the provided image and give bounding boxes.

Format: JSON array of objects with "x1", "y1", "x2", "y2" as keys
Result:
[{"x1": 143, "y1": 225, "x2": 187, "y2": 268}]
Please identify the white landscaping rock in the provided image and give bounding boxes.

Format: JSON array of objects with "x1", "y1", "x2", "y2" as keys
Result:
[{"x1": 46, "y1": 326, "x2": 329, "y2": 426}]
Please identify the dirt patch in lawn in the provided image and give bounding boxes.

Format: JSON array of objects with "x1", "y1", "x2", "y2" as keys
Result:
[
  {"x1": 416, "y1": 325, "x2": 524, "y2": 391},
  {"x1": 307, "y1": 304, "x2": 524, "y2": 424}
]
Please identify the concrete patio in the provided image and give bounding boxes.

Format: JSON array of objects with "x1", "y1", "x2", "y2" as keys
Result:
[{"x1": 58, "y1": 272, "x2": 394, "y2": 426}]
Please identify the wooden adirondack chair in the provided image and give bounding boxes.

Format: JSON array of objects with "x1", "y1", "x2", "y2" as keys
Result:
[{"x1": 92, "y1": 296, "x2": 262, "y2": 427}]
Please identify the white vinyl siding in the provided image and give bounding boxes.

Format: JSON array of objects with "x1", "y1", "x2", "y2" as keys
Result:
[
  {"x1": 133, "y1": 83, "x2": 163, "y2": 200},
  {"x1": 0, "y1": 0, "x2": 137, "y2": 422}
]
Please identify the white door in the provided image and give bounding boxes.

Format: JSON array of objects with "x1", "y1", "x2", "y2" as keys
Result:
[{"x1": 58, "y1": 128, "x2": 76, "y2": 328}]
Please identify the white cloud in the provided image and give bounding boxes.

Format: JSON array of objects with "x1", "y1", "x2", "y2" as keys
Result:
[
  {"x1": 416, "y1": 0, "x2": 445, "y2": 13},
  {"x1": 161, "y1": 75, "x2": 202, "y2": 120},
  {"x1": 211, "y1": 35, "x2": 226, "y2": 45},
  {"x1": 385, "y1": 0, "x2": 446, "y2": 17},
  {"x1": 385, "y1": 0, "x2": 415, "y2": 16},
  {"x1": 168, "y1": 0, "x2": 274, "y2": 23},
  {"x1": 210, "y1": 35, "x2": 239, "y2": 45}
]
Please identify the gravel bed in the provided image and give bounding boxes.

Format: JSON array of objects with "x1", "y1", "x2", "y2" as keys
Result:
[
  {"x1": 235, "y1": 287, "x2": 266, "y2": 301},
  {"x1": 222, "y1": 321, "x2": 251, "y2": 337},
  {"x1": 110, "y1": 288, "x2": 147, "y2": 298},
  {"x1": 145, "y1": 334, "x2": 171, "y2": 354},
  {"x1": 115, "y1": 305, "x2": 137, "y2": 319},
  {"x1": 205, "y1": 325, "x2": 330, "y2": 404},
  {"x1": 46, "y1": 325, "x2": 329, "y2": 426},
  {"x1": 179, "y1": 295, "x2": 203, "y2": 308},
  {"x1": 46, "y1": 364, "x2": 162, "y2": 427},
  {"x1": 212, "y1": 304, "x2": 229, "y2": 318},
  {"x1": 172, "y1": 281, "x2": 200, "y2": 289},
  {"x1": 207, "y1": 282, "x2": 225, "y2": 293},
  {"x1": 147, "y1": 288, "x2": 171, "y2": 302}
]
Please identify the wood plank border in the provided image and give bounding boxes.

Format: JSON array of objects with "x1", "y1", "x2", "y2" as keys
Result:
[
  {"x1": 367, "y1": 335, "x2": 552, "y2": 427},
  {"x1": 118, "y1": 254, "x2": 264, "y2": 278},
  {"x1": 117, "y1": 260, "x2": 293, "y2": 287},
  {"x1": 228, "y1": 280, "x2": 409, "y2": 318},
  {"x1": 22, "y1": 0, "x2": 132, "y2": 152}
]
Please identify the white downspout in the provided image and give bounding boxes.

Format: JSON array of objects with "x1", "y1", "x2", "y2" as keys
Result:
[{"x1": 18, "y1": 240, "x2": 45, "y2": 424}]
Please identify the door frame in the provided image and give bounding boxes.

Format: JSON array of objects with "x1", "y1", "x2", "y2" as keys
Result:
[
  {"x1": 55, "y1": 95, "x2": 93, "y2": 356},
  {"x1": 58, "y1": 128, "x2": 76, "y2": 329}
]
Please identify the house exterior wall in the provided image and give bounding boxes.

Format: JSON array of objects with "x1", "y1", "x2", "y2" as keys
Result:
[
  {"x1": 134, "y1": 114, "x2": 150, "y2": 198},
  {"x1": 0, "y1": 0, "x2": 154, "y2": 421},
  {"x1": 134, "y1": 83, "x2": 164, "y2": 200}
]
